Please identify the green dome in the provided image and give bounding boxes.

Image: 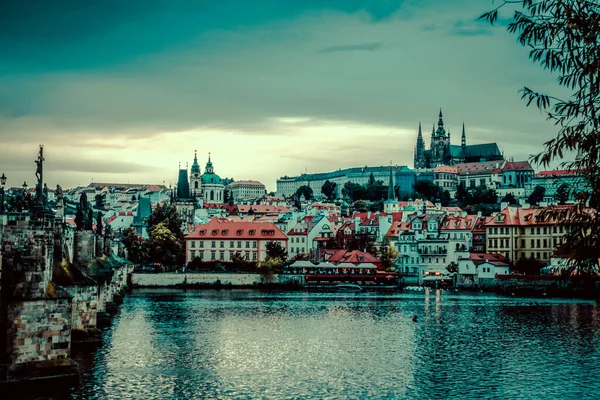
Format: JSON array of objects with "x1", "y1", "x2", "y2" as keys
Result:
[{"x1": 201, "y1": 173, "x2": 222, "y2": 185}]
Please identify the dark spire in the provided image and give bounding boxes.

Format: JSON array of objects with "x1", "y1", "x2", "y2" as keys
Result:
[
  {"x1": 435, "y1": 108, "x2": 446, "y2": 137},
  {"x1": 461, "y1": 123, "x2": 466, "y2": 148},
  {"x1": 417, "y1": 122, "x2": 423, "y2": 141},
  {"x1": 414, "y1": 122, "x2": 426, "y2": 169},
  {"x1": 387, "y1": 163, "x2": 395, "y2": 201},
  {"x1": 191, "y1": 149, "x2": 201, "y2": 174}
]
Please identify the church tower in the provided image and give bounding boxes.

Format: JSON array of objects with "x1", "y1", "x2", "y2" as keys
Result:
[
  {"x1": 430, "y1": 109, "x2": 450, "y2": 167},
  {"x1": 413, "y1": 122, "x2": 426, "y2": 169},
  {"x1": 384, "y1": 163, "x2": 398, "y2": 213},
  {"x1": 461, "y1": 122, "x2": 467, "y2": 161},
  {"x1": 189, "y1": 150, "x2": 202, "y2": 198}
]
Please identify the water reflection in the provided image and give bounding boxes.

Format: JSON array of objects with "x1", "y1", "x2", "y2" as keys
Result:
[{"x1": 60, "y1": 290, "x2": 600, "y2": 399}]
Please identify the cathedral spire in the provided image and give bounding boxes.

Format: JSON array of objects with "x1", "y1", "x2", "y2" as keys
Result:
[
  {"x1": 461, "y1": 123, "x2": 466, "y2": 147},
  {"x1": 435, "y1": 108, "x2": 446, "y2": 137},
  {"x1": 417, "y1": 122, "x2": 422, "y2": 140},
  {"x1": 387, "y1": 162, "x2": 395, "y2": 201}
]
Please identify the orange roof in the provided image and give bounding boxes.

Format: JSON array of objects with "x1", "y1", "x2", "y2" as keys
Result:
[
  {"x1": 322, "y1": 249, "x2": 381, "y2": 266},
  {"x1": 536, "y1": 169, "x2": 580, "y2": 177},
  {"x1": 502, "y1": 161, "x2": 533, "y2": 171},
  {"x1": 386, "y1": 221, "x2": 413, "y2": 237},
  {"x1": 466, "y1": 252, "x2": 510, "y2": 266},
  {"x1": 434, "y1": 166, "x2": 458, "y2": 174},
  {"x1": 456, "y1": 162, "x2": 502, "y2": 175},
  {"x1": 236, "y1": 204, "x2": 289, "y2": 214},
  {"x1": 440, "y1": 214, "x2": 477, "y2": 231},
  {"x1": 485, "y1": 206, "x2": 573, "y2": 227},
  {"x1": 186, "y1": 217, "x2": 288, "y2": 240}
]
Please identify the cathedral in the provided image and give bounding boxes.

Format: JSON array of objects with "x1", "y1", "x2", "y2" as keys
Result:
[
  {"x1": 413, "y1": 110, "x2": 503, "y2": 169},
  {"x1": 175, "y1": 151, "x2": 225, "y2": 206}
]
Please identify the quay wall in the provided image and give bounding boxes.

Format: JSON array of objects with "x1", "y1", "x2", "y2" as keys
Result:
[{"x1": 132, "y1": 273, "x2": 267, "y2": 287}]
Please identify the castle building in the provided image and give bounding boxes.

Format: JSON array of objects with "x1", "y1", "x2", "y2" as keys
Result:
[{"x1": 414, "y1": 110, "x2": 503, "y2": 169}]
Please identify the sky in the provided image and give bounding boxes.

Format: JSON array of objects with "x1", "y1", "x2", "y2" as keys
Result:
[{"x1": 0, "y1": 0, "x2": 565, "y2": 191}]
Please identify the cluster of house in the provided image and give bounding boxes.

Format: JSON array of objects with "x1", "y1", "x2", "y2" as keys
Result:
[{"x1": 180, "y1": 193, "x2": 574, "y2": 288}]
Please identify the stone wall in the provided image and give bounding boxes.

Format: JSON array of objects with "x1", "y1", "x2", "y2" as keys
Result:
[
  {"x1": 72, "y1": 231, "x2": 94, "y2": 268},
  {"x1": 132, "y1": 273, "x2": 265, "y2": 287},
  {"x1": 7, "y1": 297, "x2": 71, "y2": 364},
  {"x1": 2, "y1": 225, "x2": 55, "y2": 299},
  {"x1": 64, "y1": 285, "x2": 98, "y2": 331}
]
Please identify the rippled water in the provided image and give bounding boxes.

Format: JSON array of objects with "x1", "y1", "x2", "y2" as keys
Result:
[{"x1": 61, "y1": 289, "x2": 600, "y2": 399}]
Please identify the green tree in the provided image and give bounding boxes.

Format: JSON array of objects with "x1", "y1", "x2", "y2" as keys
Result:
[
  {"x1": 501, "y1": 193, "x2": 518, "y2": 206},
  {"x1": 482, "y1": 0, "x2": 600, "y2": 272},
  {"x1": 514, "y1": 256, "x2": 544, "y2": 276},
  {"x1": 94, "y1": 193, "x2": 105, "y2": 209},
  {"x1": 265, "y1": 241, "x2": 287, "y2": 262},
  {"x1": 455, "y1": 183, "x2": 468, "y2": 205},
  {"x1": 554, "y1": 183, "x2": 570, "y2": 205},
  {"x1": 341, "y1": 182, "x2": 364, "y2": 202},
  {"x1": 378, "y1": 239, "x2": 399, "y2": 272},
  {"x1": 230, "y1": 252, "x2": 247, "y2": 270},
  {"x1": 413, "y1": 180, "x2": 438, "y2": 201},
  {"x1": 365, "y1": 179, "x2": 386, "y2": 201},
  {"x1": 527, "y1": 185, "x2": 546, "y2": 206},
  {"x1": 295, "y1": 185, "x2": 313, "y2": 201},
  {"x1": 122, "y1": 227, "x2": 149, "y2": 264},
  {"x1": 446, "y1": 262, "x2": 458, "y2": 274},
  {"x1": 321, "y1": 180, "x2": 337, "y2": 201},
  {"x1": 146, "y1": 202, "x2": 185, "y2": 266}
]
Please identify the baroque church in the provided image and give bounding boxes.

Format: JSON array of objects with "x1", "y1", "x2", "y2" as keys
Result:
[
  {"x1": 413, "y1": 110, "x2": 503, "y2": 169},
  {"x1": 175, "y1": 151, "x2": 225, "y2": 206}
]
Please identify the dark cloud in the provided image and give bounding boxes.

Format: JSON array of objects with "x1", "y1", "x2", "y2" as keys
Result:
[{"x1": 320, "y1": 42, "x2": 382, "y2": 53}]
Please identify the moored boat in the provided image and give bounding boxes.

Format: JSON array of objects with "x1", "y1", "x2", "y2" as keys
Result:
[{"x1": 334, "y1": 283, "x2": 363, "y2": 292}]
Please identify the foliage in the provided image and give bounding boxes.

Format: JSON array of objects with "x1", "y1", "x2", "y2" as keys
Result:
[
  {"x1": 265, "y1": 241, "x2": 287, "y2": 262},
  {"x1": 456, "y1": 183, "x2": 498, "y2": 208},
  {"x1": 327, "y1": 230, "x2": 376, "y2": 254},
  {"x1": 122, "y1": 227, "x2": 149, "y2": 264},
  {"x1": 146, "y1": 202, "x2": 185, "y2": 266},
  {"x1": 514, "y1": 256, "x2": 544, "y2": 275},
  {"x1": 378, "y1": 239, "x2": 399, "y2": 272},
  {"x1": 527, "y1": 185, "x2": 546, "y2": 206},
  {"x1": 257, "y1": 257, "x2": 283, "y2": 283},
  {"x1": 481, "y1": 0, "x2": 600, "y2": 271},
  {"x1": 446, "y1": 262, "x2": 458, "y2": 274},
  {"x1": 341, "y1": 182, "x2": 365, "y2": 202},
  {"x1": 340, "y1": 179, "x2": 388, "y2": 202},
  {"x1": 6, "y1": 191, "x2": 34, "y2": 212},
  {"x1": 353, "y1": 200, "x2": 368, "y2": 212},
  {"x1": 554, "y1": 183, "x2": 570, "y2": 205},
  {"x1": 501, "y1": 193, "x2": 518, "y2": 206},
  {"x1": 321, "y1": 180, "x2": 337, "y2": 201},
  {"x1": 295, "y1": 185, "x2": 313, "y2": 201},
  {"x1": 94, "y1": 193, "x2": 105, "y2": 209}
]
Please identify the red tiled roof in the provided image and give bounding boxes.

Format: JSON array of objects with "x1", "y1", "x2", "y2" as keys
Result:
[
  {"x1": 536, "y1": 169, "x2": 580, "y2": 178},
  {"x1": 502, "y1": 161, "x2": 533, "y2": 171},
  {"x1": 434, "y1": 166, "x2": 458, "y2": 174},
  {"x1": 456, "y1": 162, "x2": 502, "y2": 175},
  {"x1": 467, "y1": 252, "x2": 510, "y2": 266},
  {"x1": 322, "y1": 249, "x2": 381, "y2": 266},
  {"x1": 440, "y1": 214, "x2": 478, "y2": 231},
  {"x1": 485, "y1": 206, "x2": 573, "y2": 227},
  {"x1": 186, "y1": 217, "x2": 288, "y2": 240},
  {"x1": 386, "y1": 221, "x2": 413, "y2": 237},
  {"x1": 237, "y1": 204, "x2": 289, "y2": 214}
]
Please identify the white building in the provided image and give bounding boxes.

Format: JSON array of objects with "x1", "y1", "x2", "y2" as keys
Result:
[{"x1": 226, "y1": 180, "x2": 266, "y2": 201}]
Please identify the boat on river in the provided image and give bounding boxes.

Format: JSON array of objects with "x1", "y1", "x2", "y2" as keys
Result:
[{"x1": 334, "y1": 283, "x2": 363, "y2": 292}]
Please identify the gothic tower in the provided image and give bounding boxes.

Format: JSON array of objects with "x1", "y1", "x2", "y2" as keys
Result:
[
  {"x1": 189, "y1": 150, "x2": 202, "y2": 198},
  {"x1": 430, "y1": 109, "x2": 450, "y2": 167},
  {"x1": 413, "y1": 122, "x2": 426, "y2": 169},
  {"x1": 461, "y1": 122, "x2": 467, "y2": 161}
]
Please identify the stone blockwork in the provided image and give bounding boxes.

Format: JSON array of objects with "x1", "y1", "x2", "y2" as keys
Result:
[
  {"x1": 64, "y1": 286, "x2": 98, "y2": 332},
  {"x1": 7, "y1": 298, "x2": 71, "y2": 364},
  {"x1": 132, "y1": 273, "x2": 265, "y2": 287},
  {"x1": 72, "y1": 231, "x2": 94, "y2": 270}
]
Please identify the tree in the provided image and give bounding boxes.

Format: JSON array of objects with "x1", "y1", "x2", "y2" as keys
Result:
[
  {"x1": 455, "y1": 183, "x2": 468, "y2": 204},
  {"x1": 230, "y1": 252, "x2": 247, "y2": 270},
  {"x1": 321, "y1": 180, "x2": 337, "y2": 201},
  {"x1": 527, "y1": 185, "x2": 546, "y2": 206},
  {"x1": 482, "y1": 0, "x2": 600, "y2": 272},
  {"x1": 514, "y1": 256, "x2": 544, "y2": 276},
  {"x1": 146, "y1": 203, "x2": 185, "y2": 265},
  {"x1": 295, "y1": 185, "x2": 313, "y2": 201},
  {"x1": 378, "y1": 239, "x2": 399, "y2": 272},
  {"x1": 446, "y1": 262, "x2": 458, "y2": 274},
  {"x1": 122, "y1": 227, "x2": 149, "y2": 264},
  {"x1": 555, "y1": 183, "x2": 570, "y2": 205},
  {"x1": 148, "y1": 222, "x2": 182, "y2": 267},
  {"x1": 501, "y1": 193, "x2": 518, "y2": 206},
  {"x1": 94, "y1": 193, "x2": 105, "y2": 209},
  {"x1": 341, "y1": 182, "x2": 364, "y2": 202},
  {"x1": 265, "y1": 241, "x2": 287, "y2": 263},
  {"x1": 413, "y1": 180, "x2": 438, "y2": 201}
]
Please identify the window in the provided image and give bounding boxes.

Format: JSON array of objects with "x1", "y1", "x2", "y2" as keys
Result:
[
  {"x1": 230, "y1": 241, "x2": 234, "y2": 248},
  {"x1": 199, "y1": 253, "x2": 204, "y2": 260},
  {"x1": 521, "y1": 239, "x2": 525, "y2": 248},
  {"x1": 531, "y1": 239, "x2": 535, "y2": 248},
  {"x1": 252, "y1": 252, "x2": 257, "y2": 261},
  {"x1": 537, "y1": 239, "x2": 540, "y2": 248},
  {"x1": 191, "y1": 241, "x2": 195, "y2": 248},
  {"x1": 543, "y1": 239, "x2": 547, "y2": 248},
  {"x1": 220, "y1": 241, "x2": 224, "y2": 248},
  {"x1": 211, "y1": 241, "x2": 216, "y2": 248},
  {"x1": 211, "y1": 252, "x2": 216, "y2": 260},
  {"x1": 199, "y1": 241, "x2": 204, "y2": 248},
  {"x1": 253, "y1": 241, "x2": 257, "y2": 248},
  {"x1": 219, "y1": 252, "x2": 224, "y2": 260},
  {"x1": 246, "y1": 241, "x2": 250, "y2": 248}
]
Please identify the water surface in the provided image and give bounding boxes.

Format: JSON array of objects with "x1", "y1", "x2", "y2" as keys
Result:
[{"x1": 66, "y1": 289, "x2": 600, "y2": 399}]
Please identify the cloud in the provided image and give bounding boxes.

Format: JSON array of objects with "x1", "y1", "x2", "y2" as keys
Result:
[
  {"x1": 450, "y1": 19, "x2": 492, "y2": 36},
  {"x1": 320, "y1": 42, "x2": 382, "y2": 53}
]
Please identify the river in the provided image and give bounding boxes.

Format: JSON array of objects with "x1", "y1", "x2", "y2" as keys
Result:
[{"x1": 60, "y1": 289, "x2": 600, "y2": 399}]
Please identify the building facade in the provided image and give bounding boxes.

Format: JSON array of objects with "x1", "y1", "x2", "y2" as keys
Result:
[{"x1": 226, "y1": 180, "x2": 267, "y2": 201}]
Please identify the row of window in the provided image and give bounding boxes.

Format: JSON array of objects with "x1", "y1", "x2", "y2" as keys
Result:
[
  {"x1": 398, "y1": 257, "x2": 447, "y2": 265},
  {"x1": 488, "y1": 237, "x2": 563, "y2": 249},
  {"x1": 290, "y1": 236, "x2": 306, "y2": 243},
  {"x1": 489, "y1": 226, "x2": 566, "y2": 235},
  {"x1": 191, "y1": 251, "x2": 258, "y2": 261},
  {"x1": 190, "y1": 240, "x2": 258, "y2": 249}
]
